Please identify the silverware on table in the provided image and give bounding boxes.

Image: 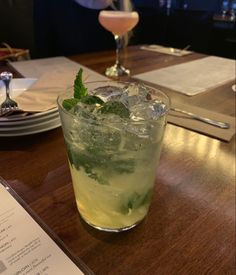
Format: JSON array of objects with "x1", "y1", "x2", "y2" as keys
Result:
[
  {"x1": 0, "y1": 71, "x2": 19, "y2": 116},
  {"x1": 170, "y1": 45, "x2": 191, "y2": 55},
  {"x1": 170, "y1": 107, "x2": 230, "y2": 129},
  {"x1": 143, "y1": 44, "x2": 191, "y2": 56}
]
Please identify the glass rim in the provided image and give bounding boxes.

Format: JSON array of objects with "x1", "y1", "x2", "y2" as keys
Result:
[{"x1": 57, "y1": 80, "x2": 171, "y2": 125}]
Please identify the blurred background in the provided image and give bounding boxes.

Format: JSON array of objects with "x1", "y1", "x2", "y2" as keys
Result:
[{"x1": 0, "y1": 0, "x2": 235, "y2": 59}]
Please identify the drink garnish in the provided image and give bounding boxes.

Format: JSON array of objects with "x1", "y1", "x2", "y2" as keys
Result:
[
  {"x1": 80, "y1": 95, "x2": 104, "y2": 105},
  {"x1": 63, "y1": 69, "x2": 88, "y2": 110},
  {"x1": 74, "y1": 68, "x2": 88, "y2": 99},
  {"x1": 63, "y1": 69, "x2": 135, "y2": 185},
  {"x1": 63, "y1": 68, "x2": 103, "y2": 110},
  {"x1": 99, "y1": 101, "x2": 130, "y2": 118},
  {"x1": 62, "y1": 68, "x2": 130, "y2": 119}
]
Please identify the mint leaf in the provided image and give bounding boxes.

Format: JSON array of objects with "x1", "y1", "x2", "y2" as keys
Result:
[
  {"x1": 62, "y1": 95, "x2": 103, "y2": 112},
  {"x1": 66, "y1": 143, "x2": 135, "y2": 185},
  {"x1": 67, "y1": 146, "x2": 109, "y2": 185},
  {"x1": 62, "y1": 98, "x2": 80, "y2": 111},
  {"x1": 99, "y1": 101, "x2": 130, "y2": 118},
  {"x1": 62, "y1": 69, "x2": 93, "y2": 111},
  {"x1": 120, "y1": 189, "x2": 152, "y2": 214},
  {"x1": 80, "y1": 95, "x2": 104, "y2": 105},
  {"x1": 67, "y1": 147, "x2": 109, "y2": 185},
  {"x1": 74, "y1": 68, "x2": 88, "y2": 99},
  {"x1": 63, "y1": 69, "x2": 136, "y2": 185}
]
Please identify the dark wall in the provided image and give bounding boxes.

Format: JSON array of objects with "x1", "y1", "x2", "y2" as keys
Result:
[
  {"x1": 0, "y1": 0, "x2": 114, "y2": 58},
  {"x1": 174, "y1": 0, "x2": 222, "y2": 11},
  {"x1": 133, "y1": 0, "x2": 222, "y2": 12},
  {"x1": 132, "y1": 0, "x2": 235, "y2": 59},
  {"x1": 0, "y1": 0, "x2": 35, "y2": 56},
  {"x1": 0, "y1": 0, "x2": 234, "y2": 59},
  {"x1": 33, "y1": 0, "x2": 114, "y2": 58}
]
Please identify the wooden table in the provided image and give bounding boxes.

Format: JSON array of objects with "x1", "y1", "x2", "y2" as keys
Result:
[{"x1": 0, "y1": 46, "x2": 235, "y2": 274}]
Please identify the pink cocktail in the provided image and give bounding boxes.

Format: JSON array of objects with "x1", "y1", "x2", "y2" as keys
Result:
[
  {"x1": 99, "y1": 10, "x2": 139, "y2": 36},
  {"x1": 99, "y1": 10, "x2": 139, "y2": 77}
]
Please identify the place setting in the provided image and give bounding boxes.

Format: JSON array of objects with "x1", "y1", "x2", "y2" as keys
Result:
[
  {"x1": 0, "y1": 58, "x2": 108, "y2": 137},
  {"x1": 0, "y1": 72, "x2": 62, "y2": 137},
  {"x1": 1, "y1": 0, "x2": 235, "y2": 273},
  {"x1": 133, "y1": 55, "x2": 236, "y2": 142}
]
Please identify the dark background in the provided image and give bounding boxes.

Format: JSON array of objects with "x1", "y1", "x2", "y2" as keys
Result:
[{"x1": 0, "y1": 0, "x2": 235, "y2": 59}]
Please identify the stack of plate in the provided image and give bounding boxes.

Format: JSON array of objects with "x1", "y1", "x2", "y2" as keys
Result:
[
  {"x1": 0, "y1": 78, "x2": 61, "y2": 137},
  {"x1": 0, "y1": 109, "x2": 61, "y2": 137}
]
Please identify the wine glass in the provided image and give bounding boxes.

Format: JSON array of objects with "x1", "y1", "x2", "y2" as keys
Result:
[{"x1": 98, "y1": 10, "x2": 139, "y2": 77}]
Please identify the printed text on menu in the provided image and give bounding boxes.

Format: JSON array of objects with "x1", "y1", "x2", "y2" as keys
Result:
[{"x1": 0, "y1": 184, "x2": 83, "y2": 275}]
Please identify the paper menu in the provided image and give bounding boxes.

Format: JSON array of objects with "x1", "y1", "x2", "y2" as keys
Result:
[
  {"x1": 133, "y1": 56, "x2": 235, "y2": 96},
  {"x1": 0, "y1": 179, "x2": 87, "y2": 275}
]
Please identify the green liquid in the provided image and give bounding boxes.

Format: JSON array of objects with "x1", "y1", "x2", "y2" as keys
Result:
[{"x1": 67, "y1": 138, "x2": 162, "y2": 230}]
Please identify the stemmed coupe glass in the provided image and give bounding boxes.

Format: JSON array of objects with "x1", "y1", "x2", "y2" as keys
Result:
[{"x1": 98, "y1": 10, "x2": 139, "y2": 77}]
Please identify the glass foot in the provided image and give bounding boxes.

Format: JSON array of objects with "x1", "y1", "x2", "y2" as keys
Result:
[
  {"x1": 82, "y1": 217, "x2": 143, "y2": 232},
  {"x1": 105, "y1": 64, "x2": 130, "y2": 77}
]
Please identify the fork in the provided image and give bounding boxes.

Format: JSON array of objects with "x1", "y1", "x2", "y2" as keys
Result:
[{"x1": 0, "y1": 71, "x2": 19, "y2": 115}]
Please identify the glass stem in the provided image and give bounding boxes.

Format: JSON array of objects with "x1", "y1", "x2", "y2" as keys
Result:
[
  {"x1": 114, "y1": 35, "x2": 122, "y2": 66},
  {"x1": 3, "y1": 79, "x2": 10, "y2": 100}
]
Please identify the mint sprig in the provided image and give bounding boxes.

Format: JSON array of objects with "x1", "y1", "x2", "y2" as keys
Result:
[
  {"x1": 62, "y1": 69, "x2": 135, "y2": 186},
  {"x1": 74, "y1": 68, "x2": 88, "y2": 99},
  {"x1": 62, "y1": 68, "x2": 131, "y2": 119},
  {"x1": 67, "y1": 144, "x2": 135, "y2": 185},
  {"x1": 63, "y1": 68, "x2": 91, "y2": 111}
]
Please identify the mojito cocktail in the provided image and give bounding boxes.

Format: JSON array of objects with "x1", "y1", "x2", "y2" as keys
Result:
[{"x1": 58, "y1": 78, "x2": 169, "y2": 232}]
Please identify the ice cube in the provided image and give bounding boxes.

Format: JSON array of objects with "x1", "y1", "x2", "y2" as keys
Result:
[
  {"x1": 130, "y1": 100, "x2": 167, "y2": 121},
  {"x1": 137, "y1": 84, "x2": 150, "y2": 99},
  {"x1": 70, "y1": 102, "x2": 97, "y2": 120},
  {"x1": 126, "y1": 82, "x2": 149, "y2": 98},
  {"x1": 120, "y1": 83, "x2": 150, "y2": 108},
  {"x1": 125, "y1": 123, "x2": 151, "y2": 139},
  {"x1": 124, "y1": 83, "x2": 140, "y2": 96},
  {"x1": 78, "y1": 123, "x2": 122, "y2": 153},
  {"x1": 96, "y1": 113, "x2": 125, "y2": 124},
  {"x1": 93, "y1": 85, "x2": 123, "y2": 102},
  {"x1": 120, "y1": 93, "x2": 140, "y2": 108}
]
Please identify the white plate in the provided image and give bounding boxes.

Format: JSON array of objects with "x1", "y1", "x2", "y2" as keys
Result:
[
  {"x1": 0, "y1": 111, "x2": 59, "y2": 127},
  {"x1": 0, "y1": 78, "x2": 61, "y2": 135},
  {"x1": 0, "y1": 117, "x2": 61, "y2": 137},
  {"x1": 0, "y1": 107, "x2": 58, "y2": 123},
  {"x1": 0, "y1": 115, "x2": 60, "y2": 131},
  {"x1": 0, "y1": 78, "x2": 37, "y2": 103},
  {"x1": 0, "y1": 123, "x2": 61, "y2": 137},
  {"x1": 0, "y1": 106, "x2": 59, "y2": 125}
]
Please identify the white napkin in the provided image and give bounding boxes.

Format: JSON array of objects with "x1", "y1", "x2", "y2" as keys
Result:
[
  {"x1": 9, "y1": 57, "x2": 108, "y2": 112},
  {"x1": 10, "y1": 56, "x2": 108, "y2": 81},
  {"x1": 140, "y1": 45, "x2": 192, "y2": 56},
  {"x1": 133, "y1": 56, "x2": 236, "y2": 96}
]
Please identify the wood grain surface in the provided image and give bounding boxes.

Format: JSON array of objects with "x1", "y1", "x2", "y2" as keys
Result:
[{"x1": 0, "y1": 46, "x2": 235, "y2": 275}]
